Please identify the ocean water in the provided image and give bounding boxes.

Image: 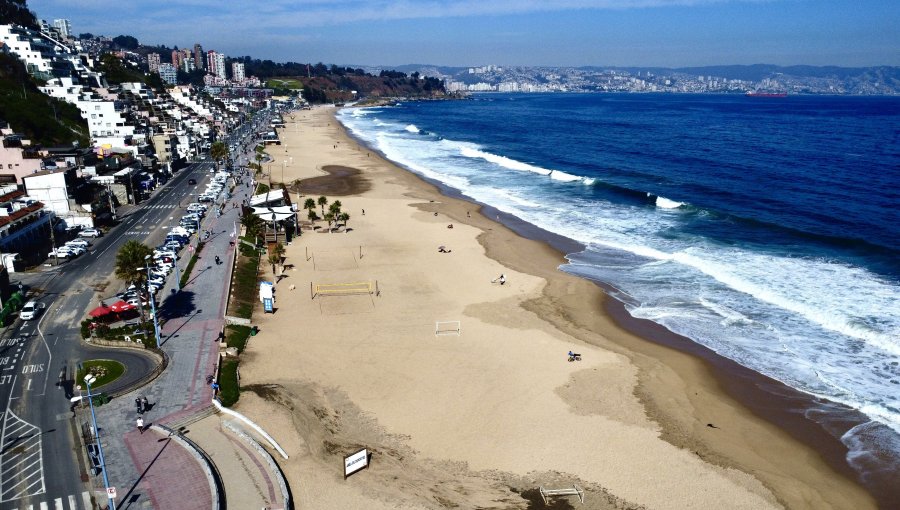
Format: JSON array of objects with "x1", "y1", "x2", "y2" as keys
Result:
[{"x1": 336, "y1": 93, "x2": 900, "y2": 489}]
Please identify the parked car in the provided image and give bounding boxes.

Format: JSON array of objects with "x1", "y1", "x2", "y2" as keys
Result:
[
  {"x1": 48, "y1": 247, "x2": 74, "y2": 259},
  {"x1": 80, "y1": 228, "x2": 102, "y2": 238},
  {"x1": 65, "y1": 245, "x2": 86, "y2": 256},
  {"x1": 65, "y1": 238, "x2": 90, "y2": 249},
  {"x1": 19, "y1": 301, "x2": 39, "y2": 320},
  {"x1": 126, "y1": 296, "x2": 148, "y2": 307}
]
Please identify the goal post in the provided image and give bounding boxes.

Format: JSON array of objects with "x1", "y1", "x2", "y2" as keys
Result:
[
  {"x1": 312, "y1": 281, "x2": 376, "y2": 299},
  {"x1": 435, "y1": 321, "x2": 461, "y2": 336}
]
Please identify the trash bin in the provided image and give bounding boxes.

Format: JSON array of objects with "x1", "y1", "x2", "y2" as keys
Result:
[{"x1": 250, "y1": 326, "x2": 258, "y2": 336}]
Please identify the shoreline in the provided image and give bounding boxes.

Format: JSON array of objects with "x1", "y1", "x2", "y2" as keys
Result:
[
  {"x1": 240, "y1": 105, "x2": 879, "y2": 509},
  {"x1": 333, "y1": 106, "x2": 892, "y2": 506}
]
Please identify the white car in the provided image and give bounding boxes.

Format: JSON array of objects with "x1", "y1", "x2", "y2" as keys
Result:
[
  {"x1": 80, "y1": 228, "x2": 102, "y2": 238},
  {"x1": 66, "y1": 238, "x2": 90, "y2": 249},
  {"x1": 19, "y1": 301, "x2": 38, "y2": 320},
  {"x1": 65, "y1": 245, "x2": 86, "y2": 256},
  {"x1": 49, "y1": 247, "x2": 73, "y2": 259}
]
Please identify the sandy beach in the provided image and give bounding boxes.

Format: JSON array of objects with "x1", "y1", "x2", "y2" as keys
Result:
[{"x1": 234, "y1": 106, "x2": 876, "y2": 509}]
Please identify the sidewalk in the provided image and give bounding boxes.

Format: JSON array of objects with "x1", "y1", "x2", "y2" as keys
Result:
[
  {"x1": 88, "y1": 162, "x2": 255, "y2": 509},
  {"x1": 188, "y1": 415, "x2": 284, "y2": 510}
]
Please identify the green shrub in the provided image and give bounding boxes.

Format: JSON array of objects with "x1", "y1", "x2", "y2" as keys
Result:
[
  {"x1": 218, "y1": 358, "x2": 240, "y2": 407},
  {"x1": 225, "y1": 325, "x2": 251, "y2": 353}
]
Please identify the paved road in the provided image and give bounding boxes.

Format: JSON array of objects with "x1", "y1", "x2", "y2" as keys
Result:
[{"x1": 0, "y1": 158, "x2": 216, "y2": 510}]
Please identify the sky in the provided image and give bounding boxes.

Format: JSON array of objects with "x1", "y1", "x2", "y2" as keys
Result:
[{"x1": 28, "y1": 0, "x2": 900, "y2": 68}]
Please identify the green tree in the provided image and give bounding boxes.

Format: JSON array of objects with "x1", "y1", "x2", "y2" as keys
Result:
[
  {"x1": 241, "y1": 212, "x2": 263, "y2": 242},
  {"x1": 307, "y1": 209, "x2": 319, "y2": 223},
  {"x1": 303, "y1": 198, "x2": 316, "y2": 212},
  {"x1": 269, "y1": 242, "x2": 285, "y2": 276},
  {"x1": 329, "y1": 200, "x2": 342, "y2": 216},
  {"x1": 323, "y1": 212, "x2": 335, "y2": 232},
  {"x1": 339, "y1": 212, "x2": 350, "y2": 228},
  {"x1": 115, "y1": 240, "x2": 153, "y2": 285},
  {"x1": 210, "y1": 141, "x2": 228, "y2": 171},
  {"x1": 317, "y1": 196, "x2": 328, "y2": 217},
  {"x1": 114, "y1": 240, "x2": 152, "y2": 327}
]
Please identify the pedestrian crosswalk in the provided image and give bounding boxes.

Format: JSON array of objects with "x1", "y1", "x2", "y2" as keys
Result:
[
  {"x1": 125, "y1": 231, "x2": 151, "y2": 236},
  {"x1": 145, "y1": 204, "x2": 176, "y2": 210},
  {"x1": 3, "y1": 491, "x2": 93, "y2": 509}
]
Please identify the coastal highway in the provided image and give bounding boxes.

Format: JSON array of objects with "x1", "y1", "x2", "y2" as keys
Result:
[{"x1": 0, "y1": 159, "x2": 214, "y2": 510}]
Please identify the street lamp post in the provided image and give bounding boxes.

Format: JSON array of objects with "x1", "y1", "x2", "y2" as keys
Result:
[
  {"x1": 143, "y1": 256, "x2": 161, "y2": 349},
  {"x1": 83, "y1": 374, "x2": 117, "y2": 510}
]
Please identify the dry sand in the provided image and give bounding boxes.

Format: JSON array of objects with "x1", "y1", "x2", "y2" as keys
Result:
[{"x1": 234, "y1": 106, "x2": 875, "y2": 509}]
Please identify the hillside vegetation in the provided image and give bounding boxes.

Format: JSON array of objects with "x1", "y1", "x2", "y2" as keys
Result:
[{"x1": 0, "y1": 54, "x2": 89, "y2": 146}]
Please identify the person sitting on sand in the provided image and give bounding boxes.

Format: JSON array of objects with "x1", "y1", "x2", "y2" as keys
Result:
[
  {"x1": 447, "y1": 224, "x2": 454, "y2": 229},
  {"x1": 492, "y1": 274, "x2": 506, "y2": 285}
]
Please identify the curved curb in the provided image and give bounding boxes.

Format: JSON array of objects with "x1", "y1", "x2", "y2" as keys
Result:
[
  {"x1": 104, "y1": 348, "x2": 169, "y2": 399},
  {"x1": 151, "y1": 423, "x2": 224, "y2": 510},
  {"x1": 212, "y1": 398, "x2": 289, "y2": 459},
  {"x1": 223, "y1": 420, "x2": 293, "y2": 510}
]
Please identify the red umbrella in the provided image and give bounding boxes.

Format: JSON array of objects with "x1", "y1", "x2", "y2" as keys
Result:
[
  {"x1": 89, "y1": 305, "x2": 113, "y2": 318},
  {"x1": 109, "y1": 300, "x2": 136, "y2": 313}
]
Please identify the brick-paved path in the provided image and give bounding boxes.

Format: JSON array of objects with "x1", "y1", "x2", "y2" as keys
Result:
[
  {"x1": 88, "y1": 165, "x2": 255, "y2": 509},
  {"x1": 121, "y1": 428, "x2": 212, "y2": 510}
]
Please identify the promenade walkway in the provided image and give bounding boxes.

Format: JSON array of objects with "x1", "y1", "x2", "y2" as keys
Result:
[{"x1": 88, "y1": 161, "x2": 259, "y2": 509}]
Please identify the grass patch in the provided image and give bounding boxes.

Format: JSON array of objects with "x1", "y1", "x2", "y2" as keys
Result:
[
  {"x1": 180, "y1": 241, "x2": 205, "y2": 287},
  {"x1": 218, "y1": 357, "x2": 240, "y2": 407},
  {"x1": 230, "y1": 244, "x2": 261, "y2": 319},
  {"x1": 225, "y1": 325, "x2": 252, "y2": 353},
  {"x1": 76, "y1": 359, "x2": 126, "y2": 389}
]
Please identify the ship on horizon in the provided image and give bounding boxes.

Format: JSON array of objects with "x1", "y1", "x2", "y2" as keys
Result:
[{"x1": 745, "y1": 90, "x2": 788, "y2": 97}]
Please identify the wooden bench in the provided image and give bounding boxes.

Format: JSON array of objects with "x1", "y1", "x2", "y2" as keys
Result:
[{"x1": 539, "y1": 484, "x2": 585, "y2": 505}]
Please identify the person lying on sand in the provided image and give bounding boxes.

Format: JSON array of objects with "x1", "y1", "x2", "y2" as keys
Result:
[
  {"x1": 491, "y1": 274, "x2": 506, "y2": 285},
  {"x1": 438, "y1": 246, "x2": 451, "y2": 253}
]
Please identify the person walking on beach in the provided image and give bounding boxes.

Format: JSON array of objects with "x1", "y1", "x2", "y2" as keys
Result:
[{"x1": 136, "y1": 416, "x2": 144, "y2": 434}]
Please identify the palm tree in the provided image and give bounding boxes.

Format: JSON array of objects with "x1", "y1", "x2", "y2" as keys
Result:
[
  {"x1": 303, "y1": 198, "x2": 315, "y2": 212},
  {"x1": 307, "y1": 209, "x2": 319, "y2": 223},
  {"x1": 317, "y1": 196, "x2": 328, "y2": 217},
  {"x1": 323, "y1": 212, "x2": 335, "y2": 232},
  {"x1": 339, "y1": 212, "x2": 350, "y2": 228},
  {"x1": 254, "y1": 151, "x2": 264, "y2": 175},
  {"x1": 210, "y1": 141, "x2": 228, "y2": 171},
  {"x1": 328, "y1": 201, "x2": 342, "y2": 218},
  {"x1": 269, "y1": 242, "x2": 285, "y2": 276},
  {"x1": 115, "y1": 240, "x2": 153, "y2": 327},
  {"x1": 115, "y1": 240, "x2": 153, "y2": 286},
  {"x1": 241, "y1": 213, "x2": 264, "y2": 243},
  {"x1": 268, "y1": 251, "x2": 281, "y2": 277}
]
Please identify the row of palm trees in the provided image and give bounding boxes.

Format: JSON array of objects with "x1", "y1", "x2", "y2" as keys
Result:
[{"x1": 303, "y1": 196, "x2": 349, "y2": 232}]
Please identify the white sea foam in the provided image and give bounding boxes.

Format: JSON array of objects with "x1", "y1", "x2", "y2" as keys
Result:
[
  {"x1": 405, "y1": 124, "x2": 420, "y2": 133},
  {"x1": 549, "y1": 170, "x2": 583, "y2": 182},
  {"x1": 655, "y1": 195, "x2": 685, "y2": 209},
  {"x1": 459, "y1": 146, "x2": 553, "y2": 175}
]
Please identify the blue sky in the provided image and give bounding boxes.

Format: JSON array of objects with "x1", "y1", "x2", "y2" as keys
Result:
[{"x1": 29, "y1": 0, "x2": 899, "y2": 67}]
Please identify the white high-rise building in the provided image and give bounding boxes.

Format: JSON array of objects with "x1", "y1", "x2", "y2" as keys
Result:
[
  {"x1": 232, "y1": 62, "x2": 245, "y2": 82},
  {"x1": 52, "y1": 19, "x2": 71, "y2": 38},
  {"x1": 214, "y1": 52, "x2": 226, "y2": 80}
]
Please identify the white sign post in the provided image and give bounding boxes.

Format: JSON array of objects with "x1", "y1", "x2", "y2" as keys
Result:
[{"x1": 343, "y1": 448, "x2": 369, "y2": 479}]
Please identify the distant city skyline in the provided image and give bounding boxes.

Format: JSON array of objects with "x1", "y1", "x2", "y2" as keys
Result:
[{"x1": 28, "y1": 0, "x2": 900, "y2": 68}]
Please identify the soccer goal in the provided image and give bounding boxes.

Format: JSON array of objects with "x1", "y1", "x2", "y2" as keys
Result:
[
  {"x1": 435, "y1": 321, "x2": 461, "y2": 336},
  {"x1": 311, "y1": 280, "x2": 377, "y2": 299}
]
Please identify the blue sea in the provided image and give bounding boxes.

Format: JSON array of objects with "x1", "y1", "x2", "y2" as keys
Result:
[{"x1": 337, "y1": 93, "x2": 900, "y2": 490}]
